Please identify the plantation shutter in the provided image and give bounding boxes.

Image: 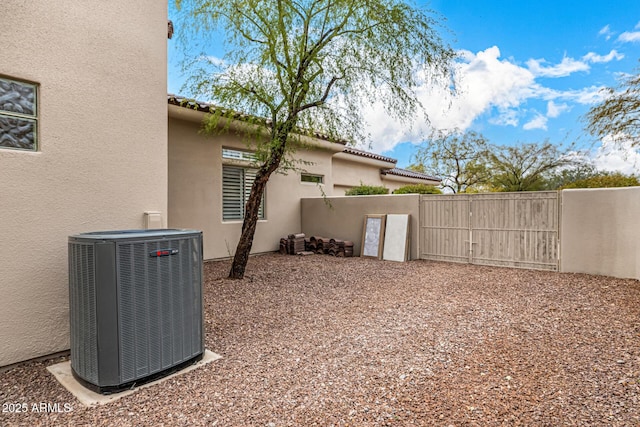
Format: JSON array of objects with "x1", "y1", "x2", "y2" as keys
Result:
[
  {"x1": 222, "y1": 166, "x2": 243, "y2": 220},
  {"x1": 222, "y1": 166, "x2": 264, "y2": 220}
]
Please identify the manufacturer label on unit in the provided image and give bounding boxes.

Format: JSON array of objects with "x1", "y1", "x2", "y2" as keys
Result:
[{"x1": 150, "y1": 249, "x2": 179, "y2": 257}]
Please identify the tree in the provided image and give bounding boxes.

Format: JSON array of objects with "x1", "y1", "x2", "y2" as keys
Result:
[
  {"x1": 541, "y1": 162, "x2": 598, "y2": 190},
  {"x1": 560, "y1": 171, "x2": 640, "y2": 189},
  {"x1": 585, "y1": 69, "x2": 640, "y2": 147},
  {"x1": 487, "y1": 141, "x2": 582, "y2": 192},
  {"x1": 409, "y1": 129, "x2": 489, "y2": 193},
  {"x1": 175, "y1": 0, "x2": 455, "y2": 278}
]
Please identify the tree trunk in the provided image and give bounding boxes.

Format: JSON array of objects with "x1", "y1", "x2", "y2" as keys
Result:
[
  {"x1": 228, "y1": 172, "x2": 269, "y2": 279},
  {"x1": 228, "y1": 123, "x2": 293, "y2": 279}
]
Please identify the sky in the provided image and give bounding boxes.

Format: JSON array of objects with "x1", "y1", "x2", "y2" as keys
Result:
[{"x1": 167, "y1": 0, "x2": 640, "y2": 174}]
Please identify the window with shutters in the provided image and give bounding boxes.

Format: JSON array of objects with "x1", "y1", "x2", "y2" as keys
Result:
[{"x1": 222, "y1": 166, "x2": 265, "y2": 220}]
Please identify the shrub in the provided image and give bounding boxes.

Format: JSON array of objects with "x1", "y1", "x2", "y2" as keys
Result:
[
  {"x1": 393, "y1": 184, "x2": 442, "y2": 194},
  {"x1": 344, "y1": 184, "x2": 389, "y2": 196},
  {"x1": 560, "y1": 172, "x2": 640, "y2": 189}
]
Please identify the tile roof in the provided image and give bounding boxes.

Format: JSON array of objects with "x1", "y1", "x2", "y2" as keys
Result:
[
  {"x1": 168, "y1": 96, "x2": 442, "y2": 182},
  {"x1": 381, "y1": 168, "x2": 441, "y2": 182},
  {"x1": 168, "y1": 94, "x2": 346, "y2": 144},
  {"x1": 341, "y1": 147, "x2": 397, "y2": 164}
]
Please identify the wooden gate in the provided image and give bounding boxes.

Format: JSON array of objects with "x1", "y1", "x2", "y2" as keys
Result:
[{"x1": 419, "y1": 192, "x2": 560, "y2": 271}]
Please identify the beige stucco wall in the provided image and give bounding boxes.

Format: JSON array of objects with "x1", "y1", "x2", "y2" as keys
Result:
[
  {"x1": 168, "y1": 111, "x2": 339, "y2": 260},
  {"x1": 332, "y1": 154, "x2": 395, "y2": 195},
  {"x1": 560, "y1": 187, "x2": 640, "y2": 280},
  {"x1": 301, "y1": 195, "x2": 421, "y2": 260},
  {"x1": 0, "y1": 2, "x2": 168, "y2": 366},
  {"x1": 332, "y1": 154, "x2": 439, "y2": 195}
]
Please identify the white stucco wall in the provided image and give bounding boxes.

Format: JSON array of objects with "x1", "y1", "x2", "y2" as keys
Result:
[
  {"x1": 560, "y1": 187, "x2": 640, "y2": 280},
  {"x1": 0, "y1": 1, "x2": 168, "y2": 366}
]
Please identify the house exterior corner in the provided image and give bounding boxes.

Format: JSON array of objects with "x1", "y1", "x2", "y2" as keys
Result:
[{"x1": 0, "y1": 1, "x2": 168, "y2": 367}]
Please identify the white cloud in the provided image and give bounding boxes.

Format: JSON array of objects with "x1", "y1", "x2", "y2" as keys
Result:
[
  {"x1": 592, "y1": 135, "x2": 640, "y2": 174},
  {"x1": 598, "y1": 24, "x2": 613, "y2": 40},
  {"x1": 618, "y1": 31, "x2": 640, "y2": 43},
  {"x1": 488, "y1": 109, "x2": 519, "y2": 127},
  {"x1": 533, "y1": 85, "x2": 606, "y2": 105},
  {"x1": 582, "y1": 50, "x2": 624, "y2": 63},
  {"x1": 356, "y1": 47, "x2": 610, "y2": 153},
  {"x1": 546, "y1": 100, "x2": 570, "y2": 118},
  {"x1": 523, "y1": 113, "x2": 548, "y2": 131},
  {"x1": 526, "y1": 56, "x2": 590, "y2": 77},
  {"x1": 359, "y1": 46, "x2": 541, "y2": 152}
]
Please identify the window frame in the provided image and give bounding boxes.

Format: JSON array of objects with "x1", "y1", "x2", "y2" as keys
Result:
[
  {"x1": 222, "y1": 147, "x2": 257, "y2": 162},
  {"x1": 301, "y1": 173, "x2": 324, "y2": 184},
  {"x1": 0, "y1": 76, "x2": 38, "y2": 151}
]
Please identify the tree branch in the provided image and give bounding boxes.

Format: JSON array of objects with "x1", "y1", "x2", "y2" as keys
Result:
[{"x1": 296, "y1": 75, "x2": 341, "y2": 113}]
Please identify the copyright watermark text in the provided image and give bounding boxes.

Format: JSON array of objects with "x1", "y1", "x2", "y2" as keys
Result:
[{"x1": 3, "y1": 402, "x2": 73, "y2": 413}]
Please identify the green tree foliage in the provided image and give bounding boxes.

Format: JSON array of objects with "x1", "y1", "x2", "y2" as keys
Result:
[
  {"x1": 409, "y1": 129, "x2": 489, "y2": 193},
  {"x1": 344, "y1": 184, "x2": 389, "y2": 196},
  {"x1": 392, "y1": 184, "x2": 442, "y2": 194},
  {"x1": 175, "y1": 0, "x2": 455, "y2": 278},
  {"x1": 560, "y1": 172, "x2": 640, "y2": 189},
  {"x1": 487, "y1": 141, "x2": 582, "y2": 192},
  {"x1": 542, "y1": 163, "x2": 598, "y2": 190},
  {"x1": 585, "y1": 69, "x2": 640, "y2": 147}
]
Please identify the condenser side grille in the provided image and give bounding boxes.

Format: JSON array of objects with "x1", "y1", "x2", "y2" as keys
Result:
[{"x1": 68, "y1": 242, "x2": 98, "y2": 384}]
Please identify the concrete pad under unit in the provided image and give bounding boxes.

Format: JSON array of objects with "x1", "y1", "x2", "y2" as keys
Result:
[{"x1": 47, "y1": 350, "x2": 222, "y2": 407}]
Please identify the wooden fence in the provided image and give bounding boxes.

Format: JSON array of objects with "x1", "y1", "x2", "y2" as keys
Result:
[{"x1": 419, "y1": 192, "x2": 560, "y2": 271}]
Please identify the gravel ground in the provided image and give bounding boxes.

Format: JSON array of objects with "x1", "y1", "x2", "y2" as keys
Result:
[{"x1": 2, "y1": 254, "x2": 640, "y2": 426}]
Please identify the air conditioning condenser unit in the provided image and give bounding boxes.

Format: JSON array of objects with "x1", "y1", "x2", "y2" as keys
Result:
[{"x1": 68, "y1": 229, "x2": 204, "y2": 394}]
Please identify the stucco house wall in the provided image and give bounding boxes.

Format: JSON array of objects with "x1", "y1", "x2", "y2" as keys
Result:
[
  {"x1": 0, "y1": 1, "x2": 168, "y2": 367},
  {"x1": 167, "y1": 99, "x2": 441, "y2": 260},
  {"x1": 168, "y1": 106, "x2": 341, "y2": 260},
  {"x1": 332, "y1": 153, "x2": 396, "y2": 195},
  {"x1": 332, "y1": 150, "x2": 440, "y2": 195}
]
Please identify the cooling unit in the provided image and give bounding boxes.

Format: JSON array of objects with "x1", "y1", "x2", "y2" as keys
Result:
[{"x1": 68, "y1": 229, "x2": 204, "y2": 394}]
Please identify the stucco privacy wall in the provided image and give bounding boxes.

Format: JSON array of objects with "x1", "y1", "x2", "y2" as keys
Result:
[
  {"x1": 168, "y1": 112, "x2": 338, "y2": 260},
  {"x1": 0, "y1": 2, "x2": 167, "y2": 366},
  {"x1": 560, "y1": 187, "x2": 640, "y2": 280},
  {"x1": 301, "y1": 195, "x2": 421, "y2": 259}
]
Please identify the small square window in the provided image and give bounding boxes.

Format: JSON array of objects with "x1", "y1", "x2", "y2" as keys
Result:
[
  {"x1": 301, "y1": 174, "x2": 324, "y2": 184},
  {"x1": 0, "y1": 76, "x2": 38, "y2": 151}
]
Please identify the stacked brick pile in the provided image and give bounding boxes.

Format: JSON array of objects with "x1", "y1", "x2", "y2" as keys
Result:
[{"x1": 279, "y1": 234, "x2": 354, "y2": 257}]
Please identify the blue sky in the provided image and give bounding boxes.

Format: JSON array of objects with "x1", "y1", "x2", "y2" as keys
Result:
[{"x1": 168, "y1": 1, "x2": 640, "y2": 173}]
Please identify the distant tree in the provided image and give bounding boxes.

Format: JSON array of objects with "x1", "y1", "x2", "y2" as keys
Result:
[
  {"x1": 344, "y1": 184, "x2": 389, "y2": 196},
  {"x1": 175, "y1": 0, "x2": 455, "y2": 279},
  {"x1": 409, "y1": 129, "x2": 489, "y2": 193},
  {"x1": 585, "y1": 69, "x2": 640, "y2": 147},
  {"x1": 560, "y1": 172, "x2": 640, "y2": 189},
  {"x1": 392, "y1": 184, "x2": 442, "y2": 194},
  {"x1": 487, "y1": 141, "x2": 582, "y2": 192},
  {"x1": 542, "y1": 163, "x2": 598, "y2": 190}
]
